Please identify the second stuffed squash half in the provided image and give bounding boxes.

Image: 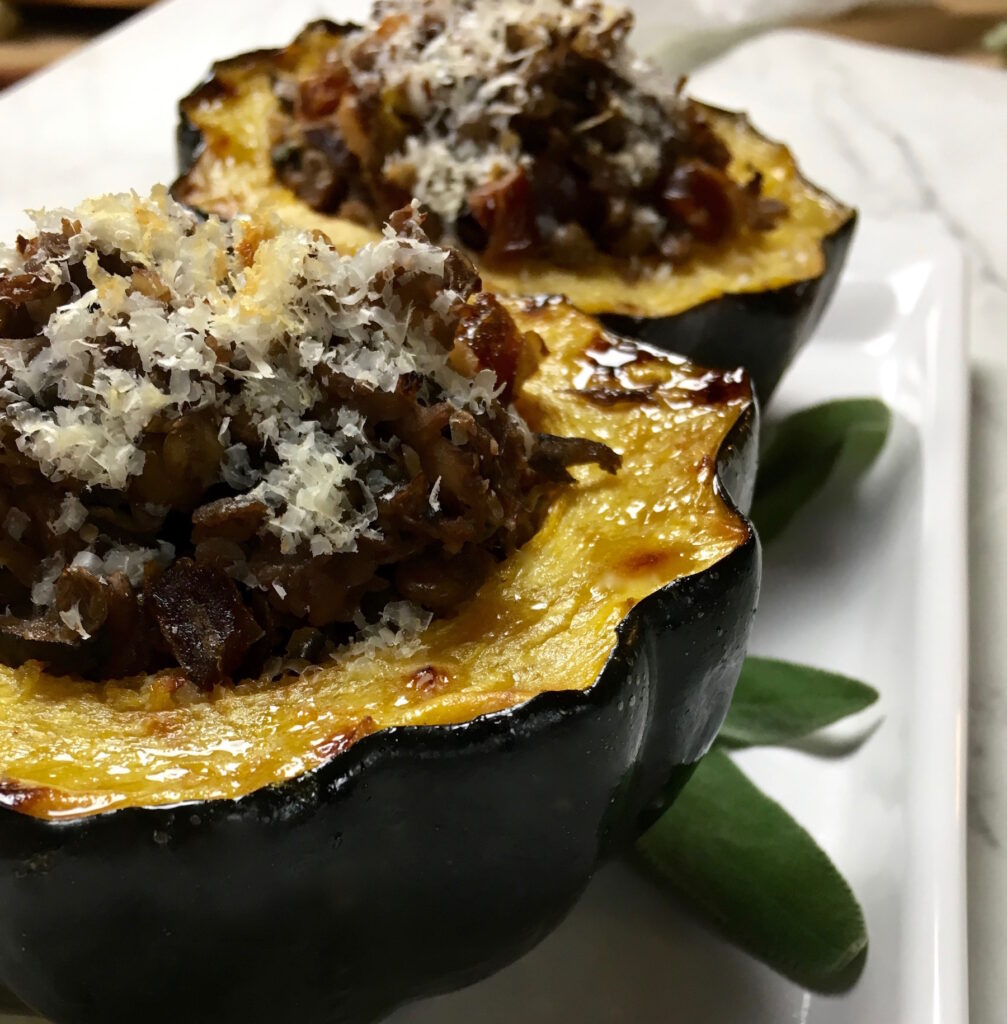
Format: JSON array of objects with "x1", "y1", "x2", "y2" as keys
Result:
[{"x1": 173, "y1": 0, "x2": 855, "y2": 401}]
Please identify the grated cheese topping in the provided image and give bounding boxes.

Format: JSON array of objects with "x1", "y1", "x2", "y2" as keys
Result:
[
  {"x1": 50, "y1": 493, "x2": 88, "y2": 535},
  {"x1": 352, "y1": 600, "x2": 433, "y2": 659},
  {"x1": 337, "y1": 0, "x2": 674, "y2": 222},
  {"x1": 58, "y1": 603, "x2": 91, "y2": 639},
  {"x1": 1, "y1": 188, "x2": 498, "y2": 560}
]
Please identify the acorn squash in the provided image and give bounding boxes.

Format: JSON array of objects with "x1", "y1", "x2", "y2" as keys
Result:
[
  {"x1": 172, "y1": 25, "x2": 854, "y2": 401},
  {"x1": 0, "y1": 298, "x2": 759, "y2": 1024}
]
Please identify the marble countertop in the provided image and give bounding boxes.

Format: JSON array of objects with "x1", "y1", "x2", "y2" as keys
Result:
[{"x1": 690, "y1": 31, "x2": 1007, "y2": 1024}]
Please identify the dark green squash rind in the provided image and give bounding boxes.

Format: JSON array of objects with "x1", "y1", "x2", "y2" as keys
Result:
[
  {"x1": 602, "y1": 206, "x2": 857, "y2": 405},
  {"x1": 0, "y1": 392, "x2": 760, "y2": 1024}
]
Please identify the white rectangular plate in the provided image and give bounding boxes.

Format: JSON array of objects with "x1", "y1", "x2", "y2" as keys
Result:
[
  {"x1": 0, "y1": 4, "x2": 968, "y2": 1022},
  {"x1": 386, "y1": 215, "x2": 969, "y2": 1024}
]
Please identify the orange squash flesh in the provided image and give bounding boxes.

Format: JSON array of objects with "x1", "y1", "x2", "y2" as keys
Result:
[{"x1": 0, "y1": 299, "x2": 750, "y2": 819}]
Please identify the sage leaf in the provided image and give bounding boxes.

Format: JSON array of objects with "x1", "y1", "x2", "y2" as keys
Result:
[
  {"x1": 635, "y1": 749, "x2": 868, "y2": 992},
  {"x1": 752, "y1": 398, "x2": 891, "y2": 544},
  {"x1": 720, "y1": 657, "x2": 879, "y2": 747}
]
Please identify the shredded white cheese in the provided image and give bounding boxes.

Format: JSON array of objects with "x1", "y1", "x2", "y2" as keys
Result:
[
  {"x1": 30, "y1": 554, "x2": 65, "y2": 607},
  {"x1": 351, "y1": 600, "x2": 432, "y2": 658},
  {"x1": 58, "y1": 603, "x2": 92, "y2": 639},
  {"x1": 69, "y1": 542, "x2": 173, "y2": 589},
  {"x1": 1, "y1": 189, "x2": 492, "y2": 561},
  {"x1": 49, "y1": 493, "x2": 88, "y2": 535},
  {"x1": 333, "y1": 0, "x2": 673, "y2": 222}
]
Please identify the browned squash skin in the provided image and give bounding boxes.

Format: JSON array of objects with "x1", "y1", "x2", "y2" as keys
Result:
[
  {"x1": 0, "y1": 301, "x2": 760, "y2": 1024},
  {"x1": 172, "y1": 37, "x2": 854, "y2": 401}
]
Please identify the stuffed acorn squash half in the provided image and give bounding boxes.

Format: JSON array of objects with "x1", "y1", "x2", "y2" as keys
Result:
[
  {"x1": 172, "y1": 0, "x2": 854, "y2": 401},
  {"x1": 0, "y1": 189, "x2": 759, "y2": 1024}
]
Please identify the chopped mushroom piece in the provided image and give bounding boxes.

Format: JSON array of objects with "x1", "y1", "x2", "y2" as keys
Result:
[{"x1": 148, "y1": 560, "x2": 264, "y2": 689}]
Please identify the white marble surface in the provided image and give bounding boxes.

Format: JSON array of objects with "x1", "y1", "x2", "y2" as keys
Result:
[{"x1": 689, "y1": 32, "x2": 1007, "y2": 1024}]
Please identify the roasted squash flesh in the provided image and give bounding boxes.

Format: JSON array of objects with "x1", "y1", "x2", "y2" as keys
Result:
[
  {"x1": 0, "y1": 299, "x2": 750, "y2": 819},
  {"x1": 174, "y1": 52, "x2": 851, "y2": 319}
]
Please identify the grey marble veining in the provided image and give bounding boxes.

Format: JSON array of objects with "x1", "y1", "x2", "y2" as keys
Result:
[{"x1": 690, "y1": 33, "x2": 1007, "y2": 1024}]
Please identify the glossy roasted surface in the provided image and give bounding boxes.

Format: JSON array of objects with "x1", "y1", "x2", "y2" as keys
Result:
[{"x1": 0, "y1": 298, "x2": 751, "y2": 818}]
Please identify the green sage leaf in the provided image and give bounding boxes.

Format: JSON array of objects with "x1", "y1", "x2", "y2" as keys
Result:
[
  {"x1": 635, "y1": 749, "x2": 868, "y2": 992},
  {"x1": 720, "y1": 657, "x2": 879, "y2": 747},
  {"x1": 752, "y1": 398, "x2": 891, "y2": 544}
]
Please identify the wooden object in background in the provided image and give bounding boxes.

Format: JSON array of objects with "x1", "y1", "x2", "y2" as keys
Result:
[
  {"x1": 0, "y1": 34, "x2": 85, "y2": 86},
  {"x1": 0, "y1": 1, "x2": 1004, "y2": 91},
  {"x1": 0, "y1": 0, "x2": 153, "y2": 88},
  {"x1": 14, "y1": 0, "x2": 153, "y2": 8},
  {"x1": 794, "y1": 2, "x2": 1007, "y2": 66}
]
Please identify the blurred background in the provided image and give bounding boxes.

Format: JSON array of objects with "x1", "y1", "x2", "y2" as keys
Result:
[{"x1": 0, "y1": 0, "x2": 1004, "y2": 90}]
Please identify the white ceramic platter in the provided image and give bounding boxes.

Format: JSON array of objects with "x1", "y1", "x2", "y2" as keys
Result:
[
  {"x1": 0, "y1": 4, "x2": 968, "y2": 1022},
  {"x1": 388, "y1": 213, "x2": 969, "y2": 1024}
]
